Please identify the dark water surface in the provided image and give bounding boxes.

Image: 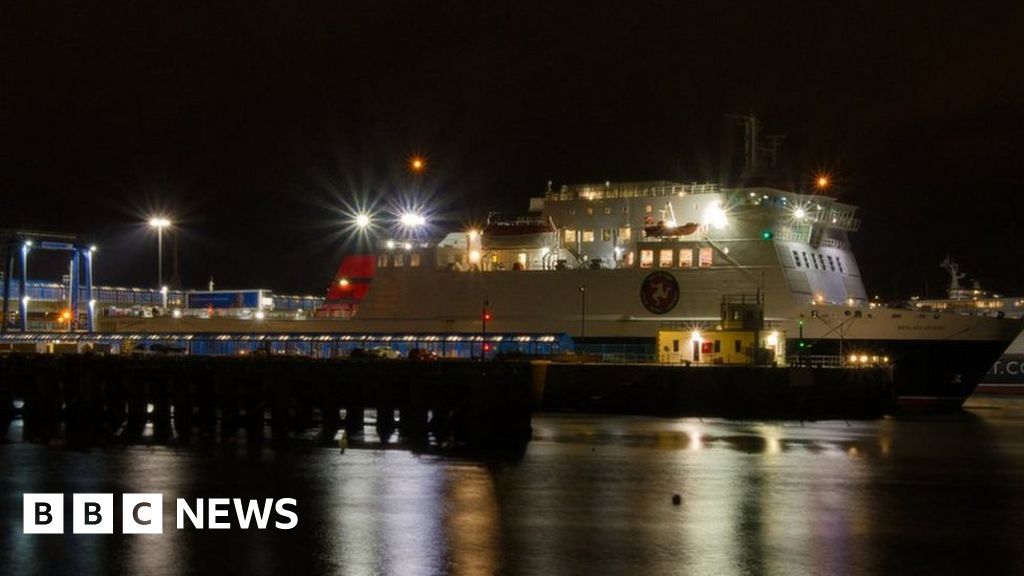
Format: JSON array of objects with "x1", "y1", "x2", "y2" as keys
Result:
[{"x1": 3, "y1": 397, "x2": 1024, "y2": 575}]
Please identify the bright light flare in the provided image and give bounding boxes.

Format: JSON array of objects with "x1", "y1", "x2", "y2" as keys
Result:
[
  {"x1": 793, "y1": 207, "x2": 807, "y2": 220},
  {"x1": 355, "y1": 213, "x2": 371, "y2": 228},
  {"x1": 703, "y1": 203, "x2": 728, "y2": 229},
  {"x1": 815, "y1": 173, "x2": 831, "y2": 190},
  {"x1": 400, "y1": 212, "x2": 427, "y2": 227},
  {"x1": 149, "y1": 217, "x2": 172, "y2": 228},
  {"x1": 409, "y1": 156, "x2": 426, "y2": 172}
]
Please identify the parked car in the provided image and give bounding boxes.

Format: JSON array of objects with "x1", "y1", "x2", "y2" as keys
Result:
[
  {"x1": 350, "y1": 347, "x2": 401, "y2": 359},
  {"x1": 408, "y1": 348, "x2": 438, "y2": 361}
]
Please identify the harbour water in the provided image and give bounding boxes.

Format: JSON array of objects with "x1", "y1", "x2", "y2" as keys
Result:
[{"x1": 3, "y1": 397, "x2": 1024, "y2": 575}]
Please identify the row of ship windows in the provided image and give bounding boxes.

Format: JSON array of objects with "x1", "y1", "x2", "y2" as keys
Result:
[
  {"x1": 792, "y1": 250, "x2": 845, "y2": 274},
  {"x1": 567, "y1": 205, "x2": 688, "y2": 216},
  {"x1": 377, "y1": 253, "x2": 422, "y2": 268},
  {"x1": 565, "y1": 228, "x2": 632, "y2": 243},
  {"x1": 638, "y1": 248, "x2": 714, "y2": 269}
]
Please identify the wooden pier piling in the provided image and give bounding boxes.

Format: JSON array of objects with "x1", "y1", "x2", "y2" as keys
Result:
[{"x1": 0, "y1": 354, "x2": 535, "y2": 450}]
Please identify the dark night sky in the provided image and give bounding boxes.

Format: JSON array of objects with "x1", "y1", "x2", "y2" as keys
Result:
[{"x1": 2, "y1": 1, "x2": 1023, "y2": 297}]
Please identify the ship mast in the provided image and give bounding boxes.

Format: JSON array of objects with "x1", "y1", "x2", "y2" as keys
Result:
[
  {"x1": 729, "y1": 114, "x2": 785, "y2": 181},
  {"x1": 940, "y1": 256, "x2": 965, "y2": 298}
]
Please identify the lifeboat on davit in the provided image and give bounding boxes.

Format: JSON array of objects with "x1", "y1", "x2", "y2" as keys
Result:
[{"x1": 642, "y1": 219, "x2": 700, "y2": 238}]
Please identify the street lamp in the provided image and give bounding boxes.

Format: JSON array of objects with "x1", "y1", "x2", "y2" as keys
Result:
[
  {"x1": 815, "y1": 173, "x2": 831, "y2": 191},
  {"x1": 579, "y1": 285, "x2": 586, "y2": 340},
  {"x1": 148, "y1": 217, "x2": 172, "y2": 289}
]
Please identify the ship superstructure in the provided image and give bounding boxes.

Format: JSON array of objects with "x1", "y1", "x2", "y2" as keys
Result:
[{"x1": 329, "y1": 180, "x2": 867, "y2": 328}]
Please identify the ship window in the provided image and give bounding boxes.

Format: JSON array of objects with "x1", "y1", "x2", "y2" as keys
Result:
[
  {"x1": 679, "y1": 249, "x2": 693, "y2": 268},
  {"x1": 714, "y1": 340, "x2": 721, "y2": 353},
  {"x1": 603, "y1": 207, "x2": 612, "y2": 215},
  {"x1": 623, "y1": 205, "x2": 629, "y2": 214},
  {"x1": 818, "y1": 254, "x2": 827, "y2": 269},
  {"x1": 640, "y1": 250, "x2": 654, "y2": 268},
  {"x1": 699, "y1": 247, "x2": 713, "y2": 268},
  {"x1": 626, "y1": 251, "x2": 635, "y2": 267},
  {"x1": 564, "y1": 230, "x2": 576, "y2": 244},
  {"x1": 837, "y1": 258, "x2": 845, "y2": 274},
  {"x1": 734, "y1": 340, "x2": 742, "y2": 353},
  {"x1": 394, "y1": 254, "x2": 404, "y2": 267},
  {"x1": 645, "y1": 204, "x2": 653, "y2": 213},
  {"x1": 569, "y1": 208, "x2": 576, "y2": 216},
  {"x1": 811, "y1": 253, "x2": 819, "y2": 269},
  {"x1": 586, "y1": 207, "x2": 594, "y2": 215},
  {"x1": 659, "y1": 249, "x2": 673, "y2": 268},
  {"x1": 602, "y1": 229, "x2": 612, "y2": 242},
  {"x1": 378, "y1": 255, "x2": 388, "y2": 268},
  {"x1": 410, "y1": 253, "x2": 421, "y2": 267},
  {"x1": 827, "y1": 255, "x2": 836, "y2": 271},
  {"x1": 792, "y1": 250, "x2": 801, "y2": 267},
  {"x1": 673, "y1": 339, "x2": 679, "y2": 352},
  {"x1": 582, "y1": 230, "x2": 595, "y2": 242},
  {"x1": 619, "y1": 227, "x2": 631, "y2": 241},
  {"x1": 517, "y1": 253, "x2": 527, "y2": 268},
  {"x1": 802, "y1": 252, "x2": 810, "y2": 268}
]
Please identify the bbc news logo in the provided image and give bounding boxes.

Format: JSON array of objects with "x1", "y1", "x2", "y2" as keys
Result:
[{"x1": 23, "y1": 494, "x2": 298, "y2": 534}]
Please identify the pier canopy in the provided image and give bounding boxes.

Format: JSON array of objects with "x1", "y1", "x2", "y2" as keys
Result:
[{"x1": 0, "y1": 331, "x2": 571, "y2": 359}]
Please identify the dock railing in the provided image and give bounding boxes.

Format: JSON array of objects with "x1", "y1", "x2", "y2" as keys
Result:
[{"x1": 788, "y1": 354, "x2": 844, "y2": 368}]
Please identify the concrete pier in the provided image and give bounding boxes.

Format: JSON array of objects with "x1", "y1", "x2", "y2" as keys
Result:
[{"x1": 536, "y1": 362, "x2": 895, "y2": 419}]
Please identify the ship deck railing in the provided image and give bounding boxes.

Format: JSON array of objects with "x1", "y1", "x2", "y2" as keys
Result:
[{"x1": 546, "y1": 182, "x2": 719, "y2": 202}]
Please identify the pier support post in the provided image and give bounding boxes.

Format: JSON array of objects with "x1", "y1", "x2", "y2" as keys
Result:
[
  {"x1": 124, "y1": 373, "x2": 148, "y2": 442},
  {"x1": 152, "y1": 373, "x2": 172, "y2": 443},
  {"x1": 172, "y1": 370, "x2": 193, "y2": 442}
]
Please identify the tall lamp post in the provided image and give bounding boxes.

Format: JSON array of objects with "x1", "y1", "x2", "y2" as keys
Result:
[
  {"x1": 148, "y1": 217, "x2": 171, "y2": 289},
  {"x1": 579, "y1": 285, "x2": 586, "y2": 340}
]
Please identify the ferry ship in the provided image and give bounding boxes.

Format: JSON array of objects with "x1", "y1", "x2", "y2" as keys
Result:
[
  {"x1": 321, "y1": 128, "x2": 1022, "y2": 408},
  {"x1": 911, "y1": 258, "x2": 1024, "y2": 393}
]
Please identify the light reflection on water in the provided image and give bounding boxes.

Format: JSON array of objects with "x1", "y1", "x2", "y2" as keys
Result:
[{"x1": 3, "y1": 397, "x2": 1024, "y2": 575}]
